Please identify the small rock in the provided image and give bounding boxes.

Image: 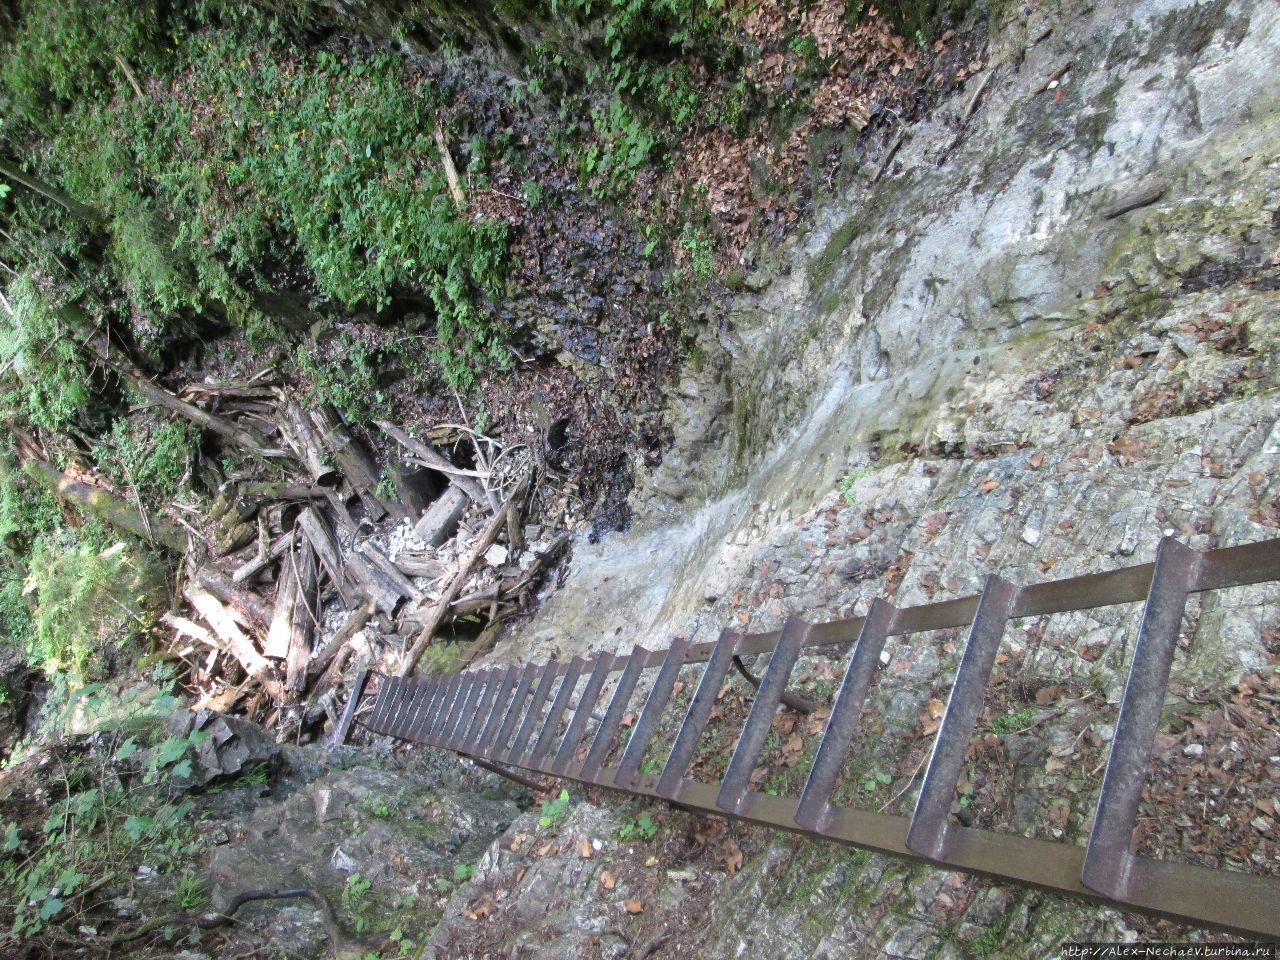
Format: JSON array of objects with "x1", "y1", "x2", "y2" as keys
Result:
[
  {"x1": 1251, "y1": 817, "x2": 1272, "y2": 834},
  {"x1": 331, "y1": 846, "x2": 357, "y2": 872},
  {"x1": 484, "y1": 544, "x2": 509, "y2": 567},
  {"x1": 1182, "y1": 743, "x2": 1205, "y2": 757},
  {"x1": 1021, "y1": 524, "x2": 1041, "y2": 546}
]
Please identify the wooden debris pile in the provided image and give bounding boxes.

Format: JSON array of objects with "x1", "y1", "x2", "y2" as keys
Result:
[{"x1": 155, "y1": 381, "x2": 570, "y2": 733}]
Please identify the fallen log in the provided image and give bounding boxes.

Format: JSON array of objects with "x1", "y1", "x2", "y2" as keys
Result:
[
  {"x1": 307, "y1": 596, "x2": 376, "y2": 685},
  {"x1": 264, "y1": 546, "x2": 299, "y2": 660},
  {"x1": 279, "y1": 400, "x2": 338, "y2": 485},
  {"x1": 393, "y1": 551, "x2": 445, "y2": 579},
  {"x1": 296, "y1": 507, "x2": 351, "y2": 607},
  {"x1": 232, "y1": 531, "x2": 293, "y2": 584},
  {"x1": 310, "y1": 405, "x2": 400, "y2": 522},
  {"x1": 385, "y1": 452, "x2": 438, "y2": 518},
  {"x1": 196, "y1": 566, "x2": 273, "y2": 633},
  {"x1": 375, "y1": 421, "x2": 489, "y2": 505},
  {"x1": 397, "y1": 478, "x2": 527, "y2": 677},
  {"x1": 82, "y1": 330, "x2": 287, "y2": 462},
  {"x1": 413, "y1": 484, "x2": 470, "y2": 547},
  {"x1": 346, "y1": 553, "x2": 404, "y2": 617},
  {"x1": 184, "y1": 582, "x2": 285, "y2": 702},
  {"x1": 356, "y1": 541, "x2": 425, "y2": 605},
  {"x1": 286, "y1": 543, "x2": 319, "y2": 694},
  {"x1": 22, "y1": 457, "x2": 187, "y2": 551}
]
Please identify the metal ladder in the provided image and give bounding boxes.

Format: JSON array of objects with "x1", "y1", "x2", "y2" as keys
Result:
[{"x1": 345, "y1": 536, "x2": 1280, "y2": 938}]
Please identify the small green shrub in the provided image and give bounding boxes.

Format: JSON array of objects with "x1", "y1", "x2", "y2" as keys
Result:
[
  {"x1": 616, "y1": 814, "x2": 657, "y2": 841},
  {"x1": 23, "y1": 538, "x2": 166, "y2": 679},
  {"x1": 538, "y1": 789, "x2": 572, "y2": 828}
]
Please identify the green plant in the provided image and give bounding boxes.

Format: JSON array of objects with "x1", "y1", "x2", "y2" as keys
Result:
[
  {"x1": 173, "y1": 871, "x2": 207, "y2": 909},
  {"x1": 861, "y1": 771, "x2": 892, "y2": 793},
  {"x1": 538, "y1": 789, "x2": 572, "y2": 828},
  {"x1": 22, "y1": 537, "x2": 166, "y2": 679},
  {"x1": 991, "y1": 707, "x2": 1037, "y2": 735},
  {"x1": 342, "y1": 872, "x2": 372, "y2": 933},
  {"x1": 0, "y1": 682, "x2": 205, "y2": 937},
  {"x1": 616, "y1": 815, "x2": 656, "y2": 842},
  {"x1": 838, "y1": 468, "x2": 873, "y2": 504},
  {"x1": 453, "y1": 863, "x2": 475, "y2": 883}
]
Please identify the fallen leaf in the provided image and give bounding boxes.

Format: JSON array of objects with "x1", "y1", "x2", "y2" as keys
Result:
[
  {"x1": 645, "y1": 855, "x2": 658, "y2": 867},
  {"x1": 979, "y1": 478, "x2": 1000, "y2": 494},
  {"x1": 578, "y1": 838, "x2": 593, "y2": 859},
  {"x1": 535, "y1": 841, "x2": 554, "y2": 856},
  {"x1": 1028, "y1": 450, "x2": 1046, "y2": 470},
  {"x1": 724, "y1": 839, "x2": 744, "y2": 875},
  {"x1": 1035, "y1": 685, "x2": 1062, "y2": 706},
  {"x1": 624, "y1": 899, "x2": 644, "y2": 914},
  {"x1": 1078, "y1": 643, "x2": 1103, "y2": 662},
  {"x1": 601, "y1": 870, "x2": 616, "y2": 890}
]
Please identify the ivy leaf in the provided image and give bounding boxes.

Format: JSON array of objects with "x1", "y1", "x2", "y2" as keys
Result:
[
  {"x1": 3, "y1": 821, "x2": 20, "y2": 851},
  {"x1": 0, "y1": 182, "x2": 10, "y2": 199},
  {"x1": 171, "y1": 758, "x2": 193, "y2": 779},
  {"x1": 114, "y1": 737, "x2": 138, "y2": 761},
  {"x1": 153, "y1": 737, "x2": 187, "y2": 766},
  {"x1": 39, "y1": 897, "x2": 63, "y2": 921},
  {"x1": 875, "y1": 772, "x2": 892, "y2": 785},
  {"x1": 123, "y1": 815, "x2": 150, "y2": 841}
]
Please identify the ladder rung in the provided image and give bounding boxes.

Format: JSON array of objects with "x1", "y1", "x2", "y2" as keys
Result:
[
  {"x1": 428, "y1": 676, "x2": 463, "y2": 744},
  {"x1": 477, "y1": 666, "x2": 520, "y2": 754},
  {"x1": 552, "y1": 653, "x2": 616, "y2": 776},
  {"x1": 907, "y1": 575, "x2": 1019, "y2": 860},
  {"x1": 404, "y1": 678, "x2": 440, "y2": 742},
  {"x1": 528, "y1": 657, "x2": 585, "y2": 771},
  {"x1": 582, "y1": 646, "x2": 648, "y2": 781},
  {"x1": 384, "y1": 678, "x2": 418, "y2": 738},
  {"x1": 795, "y1": 598, "x2": 897, "y2": 830},
  {"x1": 717, "y1": 617, "x2": 812, "y2": 813},
  {"x1": 366, "y1": 676, "x2": 400, "y2": 734},
  {"x1": 492, "y1": 666, "x2": 539, "y2": 756},
  {"x1": 656, "y1": 630, "x2": 740, "y2": 798},
  {"x1": 616, "y1": 637, "x2": 690, "y2": 789},
  {"x1": 506, "y1": 661, "x2": 562, "y2": 765},
  {"x1": 446, "y1": 676, "x2": 484, "y2": 749},
  {"x1": 1082, "y1": 537, "x2": 1200, "y2": 898},
  {"x1": 459, "y1": 670, "x2": 500, "y2": 752}
]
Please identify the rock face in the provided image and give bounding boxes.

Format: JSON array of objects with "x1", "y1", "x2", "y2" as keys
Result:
[{"x1": 452, "y1": 0, "x2": 1280, "y2": 955}]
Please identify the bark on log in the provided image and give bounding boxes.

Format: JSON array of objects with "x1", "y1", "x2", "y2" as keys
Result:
[
  {"x1": 264, "y1": 546, "x2": 299, "y2": 660},
  {"x1": 356, "y1": 541, "x2": 424, "y2": 604},
  {"x1": 21, "y1": 457, "x2": 187, "y2": 550},
  {"x1": 398, "y1": 478, "x2": 526, "y2": 677},
  {"x1": 0, "y1": 157, "x2": 108, "y2": 226},
  {"x1": 386, "y1": 452, "x2": 438, "y2": 517},
  {"x1": 286, "y1": 543, "x2": 318, "y2": 694},
  {"x1": 375, "y1": 421, "x2": 489, "y2": 504},
  {"x1": 184, "y1": 582, "x2": 285, "y2": 701},
  {"x1": 196, "y1": 566, "x2": 273, "y2": 633},
  {"x1": 346, "y1": 554, "x2": 404, "y2": 617},
  {"x1": 413, "y1": 484, "x2": 470, "y2": 547},
  {"x1": 296, "y1": 507, "x2": 351, "y2": 607},
  {"x1": 310, "y1": 405, "x2": 399, "y2": 522},
  {"x1": 306, "y1": 597, "x2": 376, "y2": 684}
]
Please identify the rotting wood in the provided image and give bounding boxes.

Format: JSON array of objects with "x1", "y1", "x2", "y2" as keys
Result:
[
  {"x1": 310, "y1": 405, "x2": 400, "y2": 522},
  {"x1": 232, "y1": 531, "x2": 293, "y2": 583},
  {"x1": 346, "y1": 553, "x2": 404, "y2": 617},
  {"x1": 264, "y1": 544, "x2": 300, "y2": 660},
  {"x1": 21, "y1": 457, "x2": 187, "y2": 551},
  {"x1": 394, "y1": 551, "x2": 445, "y2": 579},
  {"x1": 286, "y1": 543, "x2": 319, "y2": 694},
  {"x1": 433, "y1": 116, "x2": 467, "y2": 210},
  {"x1": 196, "y1": 566, "x2": 272, "y2": 632},
  {"x1": 81, "y1": 330, "x2": 287, "y2": 462},
  {"x1": 376, "y1": 421, "x2": 489, "y2": 504},
  {"x1": 184, "y1": 582, "x2": 284, "y2": 702},
  {"x1": 413, "y1": 484, "x2": 471, "y2": 546},
  {"x1": 307, "y1": 597, "x2": 376, "y2": 685},
  {"x1": 297, "y1": 507, "x2": 351, "y2": 607},
  {"x1": 280, "y1": 400, "x2": 337, "y2": 484},
  {"x1": 356, "y1": 541, "x2": 425, "y2": 604},
  {"x1": 397, "y1": 477, "x2": 527, "y2": 677},
  {"x1": 386, "y1": 452, "x2": 436, "y2": 517}
]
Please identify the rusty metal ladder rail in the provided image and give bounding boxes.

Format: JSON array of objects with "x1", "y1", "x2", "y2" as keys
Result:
[{"x1": 352, "y1": 536, "x2": 1280, "y2": 939}]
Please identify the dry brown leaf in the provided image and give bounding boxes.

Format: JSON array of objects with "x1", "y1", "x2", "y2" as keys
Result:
[
  {"x1": 601, "y1": 870, "x2": 617, "y2": 890},
  {"x1": 725, "y1": 838, "x2": 744, "y2": 875},
  {"x1": 645, "y1": 855, "x2": 659, "y2": 867},
  {"x1": 979, "y1": 478, "x2": 1000, "y2": 494},
  {"x1": 578, "y1": 838, "x2": 593, "y2": 859},
  {"x1": 624, "y1": 899, "x2": 644, "y2": 914},
  {"x1": 1028, "y1": 450, "x2": 1046, "y2": 470}
]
